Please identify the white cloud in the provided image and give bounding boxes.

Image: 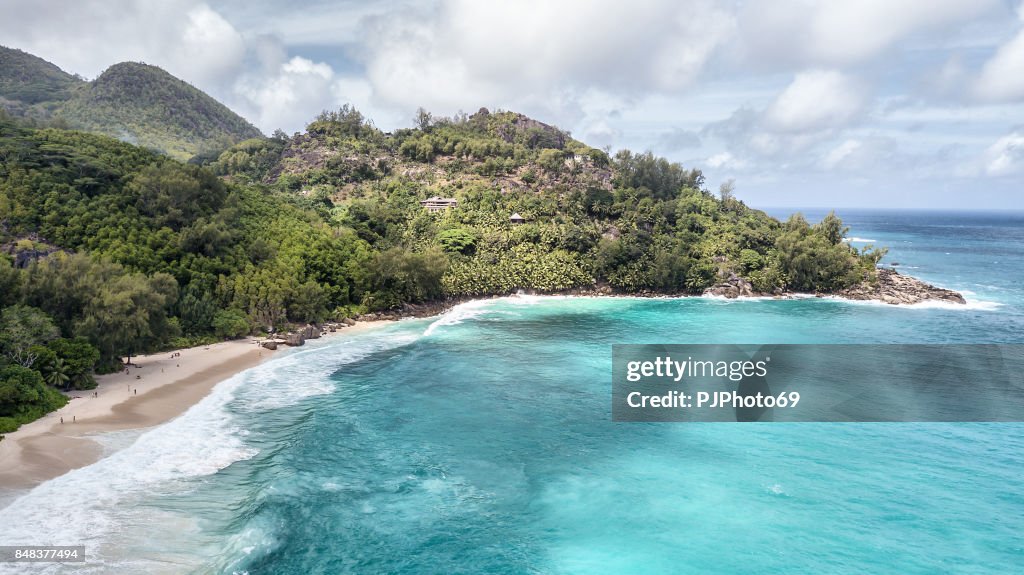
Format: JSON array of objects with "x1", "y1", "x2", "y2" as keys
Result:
[
  {"x1": 738, "y1": 0, "x2": 999, "y2": 67},
  {"x1": 764, "y1": 70, "x2": 867, "y2": 132},
  {"x1": 822, "y1": 139, "x2": 863, "y2": 170},
  {"x1": 2, "y1": 0, "x2": 1023, "y2": 206},
  {"x1": 177, "y1": 5, "x2": 247, "y2": 88},
  {"x1": 699, "y1": 70, "x2": 869, "y2": 171},
  {"x1": 357, "y1": 0, "x2": 736, "y2": 116},
  {"x1": 974, "y1": 8, "x2": 1024, "y2": 102},
  {"x1": 234, "y1": 56, "x2": 338, "y2": 133},
  {"x1": 705, "y1": 151, "x2": 747, "y2": 170},
  {"x1": 983, "y1": 131, "x2": 1024, "y2": 175},
  {"x1": 0, "y1": 0, "x2": 245, "y2": 87},
  {"x1": 655, "y1": 127, "x2": 702, "y2": 151}
]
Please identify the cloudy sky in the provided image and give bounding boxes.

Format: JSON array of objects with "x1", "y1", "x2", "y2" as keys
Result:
[{"x1": 2, "y1": 0, "x2": 1023, "y2": 209}]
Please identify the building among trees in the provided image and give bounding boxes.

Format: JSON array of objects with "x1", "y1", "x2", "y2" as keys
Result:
[
  {"x1": 509, "y1": 213, "x2": 526, "y2": 225},
  {"x1": 420, "y1": 196, "x2": 458, "y2": 212}
]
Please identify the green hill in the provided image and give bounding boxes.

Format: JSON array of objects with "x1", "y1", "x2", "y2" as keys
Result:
[
  {"x1": 0, "y1": 46, "x2": 81, "y2": 118},
  {"x1": 0, "y1": 47, "x2": 262, "y2": 160},
  {"x1": 0, "y1": 109, "x2": 884, "y2": 431}
]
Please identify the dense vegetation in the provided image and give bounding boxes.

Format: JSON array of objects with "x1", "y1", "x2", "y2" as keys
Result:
[
  {"x1": 0, "y1": 102, "x2": 884, "y2": 432},
  {"x1": 0, "y1": 46, "x2": 80, "y2": 108},
  {"x1": 0, "y1": 47, "x2": 262, "y2": 161}
]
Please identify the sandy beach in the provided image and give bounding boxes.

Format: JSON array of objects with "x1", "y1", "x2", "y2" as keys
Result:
[{"x1": 0, "y1": 322, "x2": 387, "y2": 495}]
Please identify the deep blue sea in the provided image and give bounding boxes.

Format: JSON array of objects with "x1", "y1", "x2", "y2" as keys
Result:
[{"x1": 2, "y1": 209, "x2": 1023, "y2": 574}]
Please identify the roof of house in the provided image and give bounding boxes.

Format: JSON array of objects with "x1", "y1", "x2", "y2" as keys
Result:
[{"x1": 509, "y1": 212, "x2": 525, "y2": 220}]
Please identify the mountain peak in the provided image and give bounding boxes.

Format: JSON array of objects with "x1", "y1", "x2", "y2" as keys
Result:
[
  {"x1": 0, "y1": 45, "x2": 81, "y2": 106},
  {"x1": 0, "y1": 48, "x2": 261, "y2": 160}
]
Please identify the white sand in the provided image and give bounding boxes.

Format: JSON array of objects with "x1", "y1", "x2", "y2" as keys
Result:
[{"x1": 0, "y1": 321, "x2": 388, "y2": 491}]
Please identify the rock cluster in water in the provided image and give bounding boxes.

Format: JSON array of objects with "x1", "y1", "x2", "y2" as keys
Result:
[
  {"x1": 702, "y1": 268, "x2": 966, "y2": 305},
  {"x1": 703, "y1": 274, "x2": 759, "y2": 299},
  {"x1": 838, "y1": 268, "x2": 966, "y2": 305}
]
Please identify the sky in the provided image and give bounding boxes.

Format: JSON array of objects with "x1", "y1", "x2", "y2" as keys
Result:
[{"x1": 2, "y1": 0, "x2": 1023, "y2": 209}]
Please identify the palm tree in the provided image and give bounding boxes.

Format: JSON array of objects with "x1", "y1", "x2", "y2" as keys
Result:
[{"x1": 46, "y1": 358, "x2": 71, "y2": 390}]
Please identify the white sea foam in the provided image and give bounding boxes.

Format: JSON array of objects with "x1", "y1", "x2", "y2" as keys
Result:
[
  {"x1": 423, "y1": 299, "x2": 496, "y2": 336},
  {"x1": 505, "y1": 292, "x2": 571, "y2": 305},
  {"x1": 844, "y1": 237, "x2": 877, "y2": 243},
  {"x1": 0, "y1": 328, "x2": 424, "y2": 574},
  {"x1": 0, "y1": 373, "x2": 257, "y2": 574},
  {"x1": 699, "y1": 293, "x2": 815, "y2": 303},
  {"x1": 817, "y1": 294, "x2": 1003, "y2": 311}
]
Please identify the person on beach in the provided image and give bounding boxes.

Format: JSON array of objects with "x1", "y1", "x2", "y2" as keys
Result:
[{"x1": 60, "y1": 417, "x2": 63, "y2": 424}]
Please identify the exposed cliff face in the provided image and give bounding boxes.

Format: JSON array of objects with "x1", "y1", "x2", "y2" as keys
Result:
[{"x1": 838, "y1": 268, "x2": 966, "y2": 305}]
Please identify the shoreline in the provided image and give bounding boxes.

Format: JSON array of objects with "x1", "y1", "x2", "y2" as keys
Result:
[
  {"x1": 358, "y1": 270, "x2": 976, "y2": 323},
  {"x1": 0, "y1": 321, "x2": 387, "y2": 498},
  {"x1": 0, "y1": 273, "x2": 978, "y2": 500}
]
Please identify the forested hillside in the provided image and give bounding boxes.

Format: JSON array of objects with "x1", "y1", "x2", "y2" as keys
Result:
[
  {"x1": 58, "y1": 62, "x2": 263, "y2": 160},
  {"x1": 0, "y1": 106, "x2": 883, "y2": 432},
  {"x1": 0, "y1": 46, "x2": 81, "y2": 118},
  {"x1": 0, "y1": 47, "x2": 262, "y2": 160}
]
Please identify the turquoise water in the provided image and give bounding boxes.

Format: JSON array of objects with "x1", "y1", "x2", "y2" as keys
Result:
[{"x1": 2, "y1": 210, "x2": 1024, "y2": 574}]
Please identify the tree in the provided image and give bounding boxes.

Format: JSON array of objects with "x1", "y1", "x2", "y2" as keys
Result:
[
  {"x1": 775, "y1": 214, "x2": 859, "y2": 292},
  {"x1": 719, "y1": 179, "x2": 735, "y2": 202},
  {"x1": 47, "y1": 338, "x2": 100, "y2": 389},
  {"x1": 0, "y1": 365, "x2": 66, "y2": 420},
  {"x1": 45, "y1": 358, "x2": 70, "y2": 390},
  {"x1": 0, "y1": 305, "x2": 60, "y2": 368},
  {"x1": 367, "y1": 247, "x2": 448, "y2": 308},
  {"x1": 415, "y1": 107, "x2": 433, "y2": 131},
  {"x1": 0, "y1": 256, "x2": 20, "y2": 308},
  {"x1": 815, "y1": 211, "x2": 847, "y2": 246},
  {"x1": 212, "y1": 309, "x2": 250, "y2": 339},
  {"x1": 74, "y1": 272, "x2": 179, "y2": 363},
  {"x1": 23, "y1": 254, "x2": 179, "y2": 365},
  {"x1": 538, "y1": 148, "x2": 565, "y2": 173},
  {"x1": 129, "y1": 162, "x2": 228, "y2": 230},
  {"x1": 437, "y1": 228, "x2": 477, "y2": 254}
]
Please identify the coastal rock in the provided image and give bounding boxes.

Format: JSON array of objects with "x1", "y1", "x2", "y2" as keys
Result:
[
  {"x1": 284, "y1": 333, "x2": 306, "y2": 346},
  {"x1": 703, "y1": 274, "x2": 755, "y2": 299},
  {"x1": 304, "y1": 324, "x2": 321, "y2": 339},
  {"x1": 261, "y1": 340, "x2": 278, "y2": 350},
  {"x1": 839, "y1": 268, "x2": 966, "y2": 305},
  {"x1": 342, "y1": 318, "x2": 356, "y2": 326}
]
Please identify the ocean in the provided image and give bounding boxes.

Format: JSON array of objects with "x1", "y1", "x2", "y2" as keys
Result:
[{"x1": 1, "y1": 209, "x2": 1023, "y2": 574}]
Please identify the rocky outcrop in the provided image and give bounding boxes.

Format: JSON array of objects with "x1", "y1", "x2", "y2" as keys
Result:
[
  {"x1": 1, "y1": 235, "x2": 67, "y2": 268},
  {"x1": 284, "y1": 332, "x2": 305, "y2": 346},
  {"x1": 703, "y1": 274, "x2": 756, "y2": 299},
  {"x1": 839, "y1": 268, "x2": 966, "y2": 305}
]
